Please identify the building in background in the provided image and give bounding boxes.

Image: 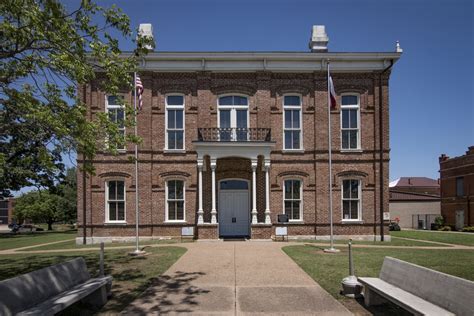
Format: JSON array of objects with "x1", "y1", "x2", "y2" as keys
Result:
[
  {"x1": 439, "y1": 146, "x2": 474, "y2": 230},
  {"x1": 78, "y1": 24, "x2": 402, "y2": 243},
  {"x1": 389, "y1": 177, "x2": 440, "y2": 229},
  {"x1": 0, "y1": 197, "x2": 15, "y2": 228}
]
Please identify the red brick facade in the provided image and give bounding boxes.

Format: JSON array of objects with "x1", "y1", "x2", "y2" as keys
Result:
[
  {"x1": 77, "y1": 54, "x2": 396, "y2": 243},
  {"x1": 439, "y1": 146, "x2": 474, "y2": 229}
]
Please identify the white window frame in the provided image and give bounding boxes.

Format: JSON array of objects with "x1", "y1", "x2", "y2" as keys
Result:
[
  {"x1": 165, "y1": 179, "x2": 186, "y2": 222},
  {"x1": 341, "y1": 179, "x2": 362, "y2": 222},
  {"x1": 282, "y1": 94, "x2": 303, "y2": 151},
  {"x1": 283, "y1": 179, "x2": 303, "y2": 222},
  {"x1": 165, "y1": 94, "x2": 185, "y2": 151},
  {"x1": 105, "y1": 95, "x2": 126, "y2": 151},
  {"x1": 105, "y1": 179, "x2": 126, "y2": 223},
  {"x1": 217, "y1": 94, "x2": 249, "y2": 140},
  {"x1": 340, "y1": 93, "x2": 361, "y2": 151}
]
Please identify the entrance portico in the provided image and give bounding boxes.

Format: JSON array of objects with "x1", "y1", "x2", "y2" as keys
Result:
[{"x1": 194, "y1": 132, "x2": 274, "y2": 238}]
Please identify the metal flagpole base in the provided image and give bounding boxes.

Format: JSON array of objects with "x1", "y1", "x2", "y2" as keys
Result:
[
  {"x1": 323, "y1": 247, "x2": 341, "y2": 253},
  {"x1": 128, "y1": 249, "x2": 148, "y2": 257}
]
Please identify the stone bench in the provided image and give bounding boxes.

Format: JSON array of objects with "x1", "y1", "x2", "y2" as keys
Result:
[
  {"x1": 0, "y1": 257, "x2": 112, "y2": 316},
  {"x1": 358, "y1": 256, "x2": 474, "y2": 316}
]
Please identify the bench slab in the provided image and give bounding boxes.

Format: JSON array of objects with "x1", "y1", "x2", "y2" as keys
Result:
[
  {"x1": 18, "y1": 276, "x2": 112, "y2": 316},
  {"x1": 358, "y1": 277, "x2": 454, "y2": 316}
]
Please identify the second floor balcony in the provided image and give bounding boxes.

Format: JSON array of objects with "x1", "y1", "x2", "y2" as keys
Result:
[{"x1": 197, "y1": 128, "x2": 271, "y2": 142}]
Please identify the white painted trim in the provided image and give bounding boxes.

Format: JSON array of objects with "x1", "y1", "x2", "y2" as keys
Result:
[
  {"x1": 165, "y1": 179, "x2": 186, "y2": 222},
  {"x1": 105, "y1": 179, "x2": 127, "y2": 223},
  {"x1": 100, "y1": 51, "x2": 401, "y2": 73},
  {"x1": 194, "y1": 142, "x2": 275, "y2": 161},
  {"x1": 165, "y1": 94, "x2": 185, "y2": 151}
]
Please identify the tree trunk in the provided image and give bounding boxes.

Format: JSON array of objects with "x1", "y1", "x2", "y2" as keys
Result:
[{"x1": 47, "y1": 220, "x2": 53, "y2": 231}]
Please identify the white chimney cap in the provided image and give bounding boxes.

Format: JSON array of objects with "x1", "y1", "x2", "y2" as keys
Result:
[
  {"x1": 309, "y1": 25, "x2": 329, "y2": 52},
  {"x1": 396, "y1": 40, "x2": 403, "y2": 53},
  {"x1": 138, "y1": 23, "x2": 154, "y2": 51}
]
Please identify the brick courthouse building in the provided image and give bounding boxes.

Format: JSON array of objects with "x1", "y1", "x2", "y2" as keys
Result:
[{"x1": 77, "y1": 25, "x2": 402, "y2": 243}]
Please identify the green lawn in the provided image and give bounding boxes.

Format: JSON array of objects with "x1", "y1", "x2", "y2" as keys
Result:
[
  {"x1": 20, "y1": 238, "x2": 184, "y2": 251},
  {"x1": 392, "y1": 230, "x2": 474, "y2": 246},
  {"x1": 0, "y1": 230, "x2": 77, "y2": 251},
  {"x1": 298, "y1": 236, "x2": 449, "y2": 247},
  {"x1": 283, "y1": 245, "x2": 474, "y2": 300},
  {"x1": 0, "y1": 246, "x2": 186, "y2": 314}
]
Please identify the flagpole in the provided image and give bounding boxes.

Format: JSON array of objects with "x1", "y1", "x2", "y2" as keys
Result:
[
  {"x1": 325, "y1": 60, "x2": 339, "y2": 253},
  {"x1": 133, "y1": 71, "x2": 141, "y2": 255}
]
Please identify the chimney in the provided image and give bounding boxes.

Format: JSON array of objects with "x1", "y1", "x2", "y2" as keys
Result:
[
  {"x1": 309, "y1": 25, "x2": 329, "y2": 52},
  {"x1": 138, "y1": 23, "x2": 154, "y2": 51},
  {"x1": 439, "y1": 154, "x2": 449, "y2": 163},
  {"x1": 396, "y1": 40, "x2": 403, "y2": 53},
  {"x1": 408, "y1": 178, "x2": 411, "y2": 185}
]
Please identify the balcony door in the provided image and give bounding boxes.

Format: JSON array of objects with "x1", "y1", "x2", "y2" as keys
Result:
[{"x1": 218, "y1": 95, "x2": 248, "y2": 141}]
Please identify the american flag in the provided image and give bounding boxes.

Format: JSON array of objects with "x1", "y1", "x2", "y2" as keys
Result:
[{"x1": 135, "y1": 74, "x2": 144, "y2": 110}]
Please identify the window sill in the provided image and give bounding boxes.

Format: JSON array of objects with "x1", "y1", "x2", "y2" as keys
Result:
[
  {"x1": 164, "y1": 220, "x2": 187, "y2": 223},
  {"x1": 340, "y1": 149, "x2": 363, "y2": 153},
  {"x1": 163, "y1": 149, "x2": 186, "y2": 154},
  {"x1": 104, "y1": 221, "x2": 127, "y2": 225},
  {"x1": 341, "y1": 220, "x2": 364, "y2": 224},
  {"x1": 282, "y1": 149, "x2": 305, "y2": 154},
  {"x1": 287, "y1": 220, "x2": 304, "y2": 224}
]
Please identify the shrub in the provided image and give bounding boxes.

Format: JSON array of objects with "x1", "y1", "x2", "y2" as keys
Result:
[
  {"x1": 434, "y1": 216, "x2": 444, "y2": 226},
  {"x1": 389, "y1": 222, "x2": 401, "y2": 231},
  {"x1": 461, "y1": 226, "x2": 474, "y2": 233},
  {"x1": 439, "y1": 226, "x2": 452, "y2": 231}
]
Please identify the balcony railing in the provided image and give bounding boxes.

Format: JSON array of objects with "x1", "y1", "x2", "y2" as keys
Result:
[{"x1": 197, "y1": 128, "x2": 271, "y2": 142}]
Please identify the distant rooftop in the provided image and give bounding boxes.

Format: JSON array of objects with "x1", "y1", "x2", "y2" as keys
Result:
[
  {"x1": 389, "y1": 177, "x2": 439, "y2": 188},
  {"x1": 389, "y1": 190, "x2": 440, "y2": 201}
]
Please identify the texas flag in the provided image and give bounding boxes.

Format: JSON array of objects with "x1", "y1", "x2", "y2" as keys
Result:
[{"x1": 329, "y1": 75, "x2": 337, "y2": 109}]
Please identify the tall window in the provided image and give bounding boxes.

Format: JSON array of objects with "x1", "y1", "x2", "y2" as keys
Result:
[
  {"x1": 106, "y1": 180, "x2": 125, "y2": 222},
  {"x1": 456, "y1": 177, "x2": 464, "y2": 197},
  {"x1": 218, "y1": 95, "x2": 248, "y2": 141},
  {"x1": 166, "y1": 95, "x2": 185, "y2": 150},
  {"x1": 166, "y1": 180, "x2": 185, "y2": 221},
  {"x1": 283, "y1": 95, "x2": 302, "y2": 150},
  {"x1": 106, "y1": 95, "x2": 125, "y2": 150},
  {"x1": 342, "y1": 179, "x2": 361, "y2": 221},
  {"x1": 284, "y1": 179, "x2": 302, "y2": 220},
  {"x1": 341, "y1": 95, "x2": 360, "y2": 150}
]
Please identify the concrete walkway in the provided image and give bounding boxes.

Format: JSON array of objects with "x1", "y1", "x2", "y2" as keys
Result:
[{"x1": 122, "y1": 242, "x2": 352, "y2": 315}]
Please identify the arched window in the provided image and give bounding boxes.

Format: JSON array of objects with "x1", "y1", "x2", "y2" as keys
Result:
[
  {"x1": 106, "y1": 95, "x2": 125, "y2": 150},
  {"x1": 340, "y1": 94, "x2": 360, "y2": 150},
  {"x1": 165, "y1": 94, "x2": 185, "y2": 150},
  {"x1": 166, "y1": 179, "x2": 185, "y2": 221},
  {"x1": 105, "y1": 180, "x2": 126, "y2": 223},
  {"x1": 341, "y1": 179, "x2": 361, "y2": 221},
  {"x1": 283, "y1": 179, "x2": 302, "y2": 221},
  {"x1": 283, "y1": 95, "x2": 302, "y2": 150},
  {"x1": 218, "y1": 95, "x2": 248, "y2": 141}
]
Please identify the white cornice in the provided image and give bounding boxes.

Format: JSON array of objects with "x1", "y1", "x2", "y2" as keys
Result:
[{"x1": 102, "y1": 51, "x2": 402, "y2": 73}]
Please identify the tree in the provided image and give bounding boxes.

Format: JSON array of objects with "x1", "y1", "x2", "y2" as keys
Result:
[
  {"x1": 0, "y1": 0, "x2": 153, "y2": 196},
  {"x1": 55, "y1": 167, "x2": 77, "y2": 224},
  {"x1": 14, "y1": 190, "x2": 62, "y2": 230}
]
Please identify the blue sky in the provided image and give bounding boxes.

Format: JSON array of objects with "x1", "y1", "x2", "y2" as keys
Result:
[{"x1": 78, "y1": 0, "x2": 473, "y2": 180}]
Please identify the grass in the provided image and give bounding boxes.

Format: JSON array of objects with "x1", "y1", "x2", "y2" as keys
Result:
[
  {"x1": 392, "y1": 230, "x2": 474, "y2": 246},
  {"x1": 0, "y1": 246, "x2": 186, "y2": 314},
  {"x1": 298, "y1": 236, "x2": 449, "y2": 247},
  {"x1": 283, "y1": 245, "x2": 474, "y2": 314},
  {"x1": 0, "y1": 230, "x2": 76, "y2": 251},
  {"x1": 19, "y1": 237, "x2": 186, "y2": 251}
]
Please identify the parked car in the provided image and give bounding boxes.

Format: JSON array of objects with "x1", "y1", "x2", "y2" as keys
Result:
[{"x1": 10, "y1": 224, "x2": 44, "y2": 233}]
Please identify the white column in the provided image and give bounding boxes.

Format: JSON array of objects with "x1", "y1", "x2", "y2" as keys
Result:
[
  {"x1": 197, "y1": 159, "x2": 204, "y2": 224},
  {"x1": 264, "y1": 160, "x2": 271, "y2": 224},
  {"x1": 251, "y1": 160, "x2": 258, "y2": 224},
  {"x1": 211, "y1": 159, "x2": 217, "y2": 224}
]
